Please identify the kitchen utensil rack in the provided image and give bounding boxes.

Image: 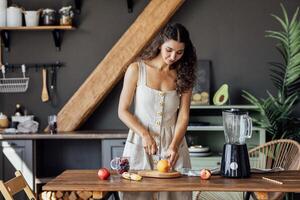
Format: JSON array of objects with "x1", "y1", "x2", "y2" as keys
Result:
[
  {"x1": 2, "y1": 62, "x2": 63, "y2": 72},
  {"x1": 0, "y1": 64, "x2": 29, "y2": 93}
]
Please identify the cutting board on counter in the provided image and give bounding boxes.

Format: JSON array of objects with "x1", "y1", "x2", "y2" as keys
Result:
[{"x1": 137, "y1": 170, "x2": 181, "y2": 178}]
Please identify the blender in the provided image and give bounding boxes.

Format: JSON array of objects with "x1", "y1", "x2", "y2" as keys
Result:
[{"x1": 221, "y1": 109, "x2": 252, "y2": 178}]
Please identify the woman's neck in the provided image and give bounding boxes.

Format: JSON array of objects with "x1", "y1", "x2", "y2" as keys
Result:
[{"x1": 147, "y1": 55, "x2": 169, "y2": 71}]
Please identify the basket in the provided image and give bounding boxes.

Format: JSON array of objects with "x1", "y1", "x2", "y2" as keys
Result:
[{"x1": 0, "y1": 65, "x2": 29, "y2": 93}]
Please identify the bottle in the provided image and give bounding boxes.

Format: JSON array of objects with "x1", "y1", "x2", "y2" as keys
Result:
[{"x1": 15, "y1": 104, "x2": 24, "y2": 116}]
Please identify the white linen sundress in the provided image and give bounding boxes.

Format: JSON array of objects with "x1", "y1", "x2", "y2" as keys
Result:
[{"x1": 120, "y1": 61, "x2": 191, "y2": 200}]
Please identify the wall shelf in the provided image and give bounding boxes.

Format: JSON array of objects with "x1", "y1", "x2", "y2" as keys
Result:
[
  {"x1": 187, "y1": 126, "x2": 264, "y2": 131},
  {"x1": 0, "y1": 26, "x2": 75, "y2": 51},
  {"x1": 190, "y1": 105, "x2": 258, "y2": 109}
]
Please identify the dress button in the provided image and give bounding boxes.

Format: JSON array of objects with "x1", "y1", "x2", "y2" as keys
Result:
[
  {"x1": 156, "y1": 121, "x2": 161, "y2": 126},
  {"x1": 157, "y1": 111, "x2": 162, "y2": 116},
  {"x1": 159, "y1": 92, "x2": 165, "y2": 96},
  {"x1": 159, "y1": 102, "x2": 164, "y2": 107}
]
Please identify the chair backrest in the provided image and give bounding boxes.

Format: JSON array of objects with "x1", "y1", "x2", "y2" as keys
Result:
[
  {"x1": 0, "y1": 171, "x2": 36, "y2": 200},
  {"x1": 248, "y1": 139, "x2": 300, "y2": 170}
]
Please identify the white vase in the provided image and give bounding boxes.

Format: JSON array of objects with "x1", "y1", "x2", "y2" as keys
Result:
[{"x1": 7, "y1": 6, "x2": 22, "y2": 27}]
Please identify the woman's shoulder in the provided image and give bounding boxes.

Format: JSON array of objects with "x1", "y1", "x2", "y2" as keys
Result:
[
  {"x1": 126, "y1": 61, "x2": 140, "y2": 75},
  {"x1": 124, "y1": 61, "x2": 140, "y2": 82}
]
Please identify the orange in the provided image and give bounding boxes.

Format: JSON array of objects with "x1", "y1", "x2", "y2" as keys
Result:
[{"x1": 157, "y1": 159, "x2": 170, "y2": 173}]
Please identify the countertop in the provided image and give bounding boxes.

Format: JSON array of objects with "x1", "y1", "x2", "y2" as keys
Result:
[{"x1": 0, "y1": 130, "x2": 128, "y2": 140}]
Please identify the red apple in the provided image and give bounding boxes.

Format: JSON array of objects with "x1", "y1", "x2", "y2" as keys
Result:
[
  {"x1": 199, "y1": 169, "x2": 211, "y2": 180},
  {"x1": 97, "y1": 168, "x2": 110, "y2": 180}
]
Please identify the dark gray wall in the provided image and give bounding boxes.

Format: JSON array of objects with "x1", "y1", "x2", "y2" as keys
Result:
[{"x1": 0, "y1": 0, "x2": 299, "y2": 131}]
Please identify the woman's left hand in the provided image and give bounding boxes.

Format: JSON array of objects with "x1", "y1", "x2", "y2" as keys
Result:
[{"x1": 166, "y1": 145, "x2": 179, "y2": 168}]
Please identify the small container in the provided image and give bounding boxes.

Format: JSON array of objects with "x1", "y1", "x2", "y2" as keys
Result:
[
  {"x1": 0, "y1": 112, "x2": 9, "y2": 128},
  {"x1": 23, "y1": 10, "x2": 41, "y2": 26},
  {"x1": 6, "y1": 5, "x2": 22, "y2": 27},
  {"x1": 59, "y1": 6, "x2": 74, "y2": 26},
  {"x1": 48, "y1": 114, "x2": 57, "y2": 134},
  {"x1": 41, "y1": 8, "x2": 56, "y2": 25}
]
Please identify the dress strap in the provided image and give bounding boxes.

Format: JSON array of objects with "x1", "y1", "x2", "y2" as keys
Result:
[{"x1": 138, "y1": 61, "x2": 147, "y2": 86}]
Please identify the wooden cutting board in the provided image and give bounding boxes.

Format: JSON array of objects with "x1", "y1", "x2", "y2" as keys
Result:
[{"x1": 137, "y1": 170, "x2": 181, "y2": 178}]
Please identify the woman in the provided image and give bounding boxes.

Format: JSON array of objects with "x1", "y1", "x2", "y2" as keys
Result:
[{"x1": 118, "y1": 23, "x2": 197, "y2": 200}]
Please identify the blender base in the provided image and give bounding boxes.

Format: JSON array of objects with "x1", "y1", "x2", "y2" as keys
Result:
[{"x1": 221, "y1": 143, "x2": 251, "y2": 178}]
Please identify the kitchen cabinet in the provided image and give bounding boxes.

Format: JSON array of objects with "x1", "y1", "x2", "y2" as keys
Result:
[
  {"x1": 187, "y1": 105, "x2": 266, "y2": 169},
  {"x1": 0, "y1": 140, "x2": 33, "y2": 200}
]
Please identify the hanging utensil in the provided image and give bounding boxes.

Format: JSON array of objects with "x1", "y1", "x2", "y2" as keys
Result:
[
  {"x1": 41, "y1": 67, "x2": 49, "y2": 102},
  {"x1": 50, "y1": 65, "x2": 58, "y2": 106}
]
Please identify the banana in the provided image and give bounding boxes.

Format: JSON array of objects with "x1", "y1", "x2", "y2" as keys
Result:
[
  {"x1": 121, "y1": 172, "x2": 142, "y2": 181},
  {"x1": 130, "y1": 173, "x2": 142, "y2": 181},
  {"x1": 122, "y1": 172, "x2": 131, "y2": 180}
]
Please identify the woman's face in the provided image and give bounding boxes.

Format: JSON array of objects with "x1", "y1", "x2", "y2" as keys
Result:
[{"x1": 160, "y1": 39, "x2": 185, "y2": 65}]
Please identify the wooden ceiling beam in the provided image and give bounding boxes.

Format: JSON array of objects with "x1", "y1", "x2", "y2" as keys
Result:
[{"x1": 56, "y1": 0, "x2": 185, "y2": 132}]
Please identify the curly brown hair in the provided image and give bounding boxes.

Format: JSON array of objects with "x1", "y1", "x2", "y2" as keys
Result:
[{"x1": 139, "y1": 23, "x2": 197, "y2": 94}]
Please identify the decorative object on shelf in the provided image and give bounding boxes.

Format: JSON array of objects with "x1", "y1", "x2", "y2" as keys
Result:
[
  {"x1": 192, "y1": 60, "x2": 211, "y2": 105},
  {"x1": 0, "y1": 112, "x2": 9, "y2": 128},
  {"x1": 6, "y1": 5, "x2": 22, "y2": 27},
  {"x1": 41, "y1": 8, "x2": 57, "y2": 25},
  {"x1": 213, "y1": 84, "x2": 229, "y2": 106},
  {"x1": 23, "y1": 9, "x2": 41, "y2": 27},
  {"x1": 0, "y1": 0, "x2": 7, "y2": 26},
  {"x1": 59, "y1": 6, "x2": 74, "y2": 26},
  {"x1": 243, "y1": 4, "x2": 300, "y2": 140},
  {"x1": 0, "y1": 64, "x2": 29, "y2": 93}
]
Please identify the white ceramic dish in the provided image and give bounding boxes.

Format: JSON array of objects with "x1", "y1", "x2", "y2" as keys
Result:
[
  {"x1": 189, "y1": 151, "x2": 212, "y2": 157},
  {"x1": 188, "y1": 145, "x2": 210, "y2": 153}
]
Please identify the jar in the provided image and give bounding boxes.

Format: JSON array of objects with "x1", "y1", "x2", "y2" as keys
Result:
[
  {"x1": 42, "y1": 8, "x2": 56, "y2": 25},
  {"x1": 6, "y1": 5, "x2": 22, "y2": 27},
  {"x1": 0, "y1": 112, "x2": 9, "y2": 128},
  {"x1": 59, "y1": 6, "x2": 74, "y2": 26}
]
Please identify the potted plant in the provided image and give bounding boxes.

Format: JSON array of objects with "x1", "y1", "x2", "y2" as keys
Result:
[{"x1": 243, "y1": 4, "x2": 300, "y2": 141}]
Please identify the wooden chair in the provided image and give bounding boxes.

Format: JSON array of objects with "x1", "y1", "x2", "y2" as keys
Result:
[
  {"x1": 195, "y1": 139, "x2": 300, "y2": 200},
  {"x1": 0, "y1": 170, "x2": 36, "y2": 200}
]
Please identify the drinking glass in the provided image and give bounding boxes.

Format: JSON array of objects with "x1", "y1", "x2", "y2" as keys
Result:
[
  {"x1": 48, "y1": 115, "x2": 57, "y2": 134},
  {"x1": 110, "y1": 157, "x2": 130, "y2": 174}
]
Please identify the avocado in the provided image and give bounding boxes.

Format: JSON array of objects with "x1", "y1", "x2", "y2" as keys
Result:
[{"x1": 213, "y1": 84, "x2": 229, "y2": 105}]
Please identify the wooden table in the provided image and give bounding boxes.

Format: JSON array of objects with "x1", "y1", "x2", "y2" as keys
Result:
[{"x1": 42, "y1": 170, "x2": 300, "y2": 199}]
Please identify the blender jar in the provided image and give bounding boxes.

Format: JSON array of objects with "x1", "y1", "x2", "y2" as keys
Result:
[{"x1": 222, "y1": 109, "x2": 252, "y2": 144}]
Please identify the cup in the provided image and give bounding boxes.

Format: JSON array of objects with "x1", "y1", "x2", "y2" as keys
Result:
[
  {"x1": 110, "y1": 157, "x2": 130, "y2": 174},
  {"x1": 48, "y1": 115, "x2": 57, "y2": 134}
]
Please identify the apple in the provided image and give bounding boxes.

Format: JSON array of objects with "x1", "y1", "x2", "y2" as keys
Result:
[
  {"x1": 199, "y1": 169, "x2": 211, "y2": 180},
  {"x1": 97, "y1": 168, "x2": 110, "y2": 180}
]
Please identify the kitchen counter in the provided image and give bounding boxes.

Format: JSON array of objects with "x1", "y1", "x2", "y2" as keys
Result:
[{"x1": 0, "y1": 130, "x2": 128, "y2": 140}]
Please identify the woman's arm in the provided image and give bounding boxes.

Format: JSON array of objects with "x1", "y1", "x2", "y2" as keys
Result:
[
  {"x1": 167, "y1": 89, "x2": 192, "y2": 167},
  {"x1": 118, "y1": 62, "x2": 157, "y2": 155}
]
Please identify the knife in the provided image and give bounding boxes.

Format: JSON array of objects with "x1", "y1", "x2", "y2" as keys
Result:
[{"x1": 50, "y1": 65, "x2": 58, "y2": 107}]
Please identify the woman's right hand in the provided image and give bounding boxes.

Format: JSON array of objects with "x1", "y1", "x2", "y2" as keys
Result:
[{"x1": 142, "y1": 132, "x2": 157, "y2": 155}]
